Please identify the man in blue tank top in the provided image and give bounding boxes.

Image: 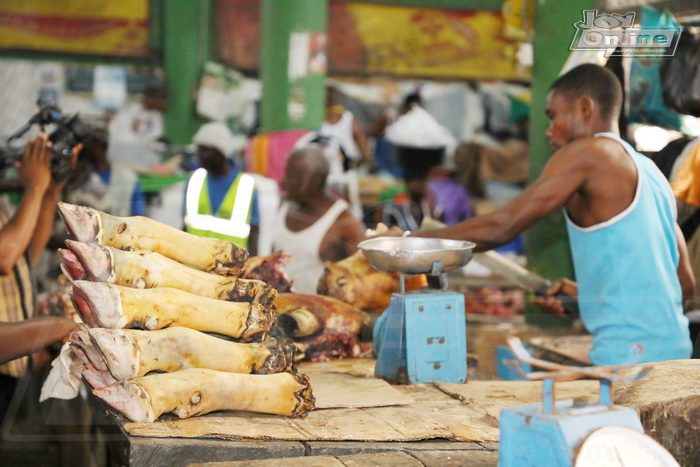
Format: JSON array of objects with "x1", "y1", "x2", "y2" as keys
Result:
[{"x1": 413, "y1": 64, "x2": 694, "y2": 365}]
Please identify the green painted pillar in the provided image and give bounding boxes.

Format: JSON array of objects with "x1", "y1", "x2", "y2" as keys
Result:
[
  {"x1": 260, "y1": 0, "x2": 328, "y2": 133},
  {"x1": 525, "y1": 1, "x2": 593, "y2": 282},
  {"x1": 163, "y1": 0, "x2": 211, "y2": 144}
]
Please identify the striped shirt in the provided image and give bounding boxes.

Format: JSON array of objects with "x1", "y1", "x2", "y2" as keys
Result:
[{"x1": 0, "y1": 196, "x2": 34, "y2": 378}]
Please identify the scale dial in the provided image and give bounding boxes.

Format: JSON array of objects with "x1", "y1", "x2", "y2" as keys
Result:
[{"x1": 575, "y1": 426, "x2": 679, "y2": 467}]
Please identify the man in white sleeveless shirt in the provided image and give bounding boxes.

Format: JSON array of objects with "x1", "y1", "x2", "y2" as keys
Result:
[
  {"x1": 320, "y1": 86, "x2": 371, "y2": 167},
  {"x1": 273, "y1": 146, "x2": 365, "y2": 294}
]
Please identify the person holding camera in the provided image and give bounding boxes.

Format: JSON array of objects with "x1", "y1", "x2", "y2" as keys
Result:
[
  {"x1": 0, "y1": 133, "x2": 80, "y2": 422},
  {"x1": 63, "y1": 125, "x2": 146, "y2": 218}
]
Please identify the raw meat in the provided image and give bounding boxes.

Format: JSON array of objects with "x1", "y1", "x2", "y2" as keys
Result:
[
  {"x1": 274, "y1": 293, "x2": 365, "y2": 361},
  {"x1": 317, "y1": 250, "x2": 427, "y2": 313},
  {"x1": 242, "y1": 251, "x2": 295, "y2": 293},
  {"x1": 274, "y1": 293, "x2": 364, "y2": 338},
  {"x1": 293, "y1": 331, "x2": 362, "y2": 363}
]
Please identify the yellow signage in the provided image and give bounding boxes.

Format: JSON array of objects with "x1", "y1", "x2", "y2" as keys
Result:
[
  {"x1": 0, "y1": 0, "x2": 149, "y2": 56},
  {"x1": 342, "y1": 3, "x2": 528, "y2": 81}
]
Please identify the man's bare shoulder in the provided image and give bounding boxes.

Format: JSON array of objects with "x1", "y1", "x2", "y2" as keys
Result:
[
  {"x1": 321, "y1": 207, "x2": 365, "y2": 261},
  {"x1": 323, "y1": 208, "x2": 363, "y2": 243},
  {"x1": 546, "y1": 137, "x2": 627, "y2": 177},
  {"x1": 334, "y1": 208, "x2": 365, "y2": 231},
  {"x1": 558, "y1": 135, "x2": 637, "y2": 224},
  {"x1": 559, "y1": 136, "x2": 625, "y2": 160}
]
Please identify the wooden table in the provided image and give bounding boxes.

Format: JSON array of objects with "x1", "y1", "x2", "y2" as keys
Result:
[
  {"x1": 93, "y1": 398, "x2": 499, "y2": 467},
  {"x1": 95, "y1": 359, "x2": 700, "y2": 467},
  {"x1": 93, "y1": 359, "x2": 584, "y2": 467}
]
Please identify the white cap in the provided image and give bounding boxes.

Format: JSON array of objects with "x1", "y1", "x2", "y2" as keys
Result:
[{"x1": 193, "y1": 122, "x2": 236, "y2": 158}]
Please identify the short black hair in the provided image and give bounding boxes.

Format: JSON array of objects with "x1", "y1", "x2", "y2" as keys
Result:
[
  {"x1": 326, "y1": 86, "x2": 342, "y2": 107},
  {"x1": 549, "y1": 64, "x2": 622, "y2": 122},
  {"x1": 402, "y1": 92, "x2": 422, "y2": 111},
  {"x1": 83, "y1": 125, "x2": 109, "y2": 148}
]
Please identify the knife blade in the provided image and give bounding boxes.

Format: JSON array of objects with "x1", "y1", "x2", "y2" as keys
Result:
[{"x1": 474, "y1": 250, "x2": 580, "y2": 317}]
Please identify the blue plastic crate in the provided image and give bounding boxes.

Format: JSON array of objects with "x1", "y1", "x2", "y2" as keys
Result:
[{"x1": 497, "y1": 344, "x2": 532, "y2": 380}]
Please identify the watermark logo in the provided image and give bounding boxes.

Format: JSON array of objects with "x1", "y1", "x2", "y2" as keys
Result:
[{"x1": 570, "y1": 10, "x2": 681, "y2": 57}]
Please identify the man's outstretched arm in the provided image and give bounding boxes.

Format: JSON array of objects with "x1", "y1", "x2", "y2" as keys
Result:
[
  {"x1": 0, "y1": 317, "x2": 77, "y2": 365},
  {"x1": 414, "y1": 139, "x2": 594, "y2": 251},
  {"x1": 28, "y1": 143, "x2": 81, "y2": 267},
  {"x1": 675, "y1": 223, "x2": 695, "y2": 298},
  {"x1": 323, "y1": 209, "x2": 366, "y2": 262},
  {"x1": 0, "y1": 134, "x2": 52, "y2": 274}
]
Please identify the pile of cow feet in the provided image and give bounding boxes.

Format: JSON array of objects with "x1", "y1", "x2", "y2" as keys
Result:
[{"x1": 41, "y1": 203, "x2": 314, "y2": 422}]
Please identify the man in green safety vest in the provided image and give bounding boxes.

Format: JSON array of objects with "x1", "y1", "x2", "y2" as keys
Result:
[{"x1": 184, "y1": 122, "x2": 259, "y2": 254}]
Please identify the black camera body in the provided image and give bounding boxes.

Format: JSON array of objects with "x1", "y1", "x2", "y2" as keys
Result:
[
  {"x1": 46, "y1": 113, "x2": 89, "y2": 182},
  {"x1": 3, "y1": 100, "x2": 89, "y2": 182}
]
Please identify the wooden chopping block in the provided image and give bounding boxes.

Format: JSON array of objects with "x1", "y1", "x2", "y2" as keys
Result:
[{"x1": 615, "y1": 359, "x2": 700, "y2": 467}]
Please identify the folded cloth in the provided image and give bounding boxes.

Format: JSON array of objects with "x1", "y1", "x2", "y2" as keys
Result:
[{"x1": 40, "y1": 343, "x2": 82, "y2": 402}]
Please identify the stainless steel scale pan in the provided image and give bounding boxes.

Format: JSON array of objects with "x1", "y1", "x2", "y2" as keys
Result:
[{"x1": 358, "y1": 237, "x2": 475, "y2": 275}]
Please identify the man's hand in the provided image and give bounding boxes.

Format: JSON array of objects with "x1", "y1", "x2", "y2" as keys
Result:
[
  {"x1": 365, "y1": 222, "x2": 405, "y2": 238},
  {"x1": 534, "y1": 278, "x2": 578, "y2": 315},
  {"x1": 20, "y1": 133, "x2": 52, "y2": 194},
  {"x1": 46, "y1": 142, "x2": 82, "y2": 198}
]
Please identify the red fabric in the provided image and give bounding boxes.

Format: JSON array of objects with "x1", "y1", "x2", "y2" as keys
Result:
[{"x1": 245, "y1": 130, "x2": 309, "y2": 182}]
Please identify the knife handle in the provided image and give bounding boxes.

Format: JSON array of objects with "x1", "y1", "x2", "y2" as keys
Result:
[
  {"x1": 553, "y1": 293, "x2": 580, "y2": 317},
  {"x1": 535, "y1": 285, "x2": 580, "y2": 317}
]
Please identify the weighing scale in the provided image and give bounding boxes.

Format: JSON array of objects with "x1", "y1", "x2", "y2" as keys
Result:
[
  {"x1": 499, "y1": 337, "x2": 678, "y2": 467},
  {"x1": 358, "y1": 236, "x2": 475, "y2": 385}
]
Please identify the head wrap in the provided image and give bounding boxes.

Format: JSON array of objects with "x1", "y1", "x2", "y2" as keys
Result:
[{"x1": 193, "y1": 122, "x2": 236, "y2": 158}]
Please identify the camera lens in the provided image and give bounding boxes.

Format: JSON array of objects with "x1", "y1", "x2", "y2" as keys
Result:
[{"x1": 47, "y1": 114, "x2": 87, "y2": 182}]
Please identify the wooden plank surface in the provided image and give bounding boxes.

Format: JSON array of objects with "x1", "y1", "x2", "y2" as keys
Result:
[
  {"x1": 297, "y1": 358, "x2": 376, "y2": 378},
  {"x1": 123, "y1": 391, "x2": 483, "y2": 442},
  {"x1": 412, "y1": 450, "x2": 499, "y2": 467},
  {"x1": 122, "y1": 375, "x2": 598, "y2": 443},
  {"x1": 122, "y1": 368, "x2": 507, "y2": 442},
  {"x1": 120, "y1": 357, "x2": 699, "y2": 467},
  {"x1": 189, "y1": 451, "x2": 495, "y2": 467},
  {"x1": 435, "y1": 380, "x2": 599, "y2": 419},
  {"x1": 310, "y1": 372, "x2": 414, "y2": 409},
  {"x1": 339, "y1": 452, "x2": 424, "y2": 467},
  {"x1": 128, "y1": 438, "x2": 305, "y2": 467},
  {"x1": 303, "y1": 440, "x2": 487, "y2": 456},
  {"x1": 190, "y1": 455, "x2": 345, "y2": 467}
]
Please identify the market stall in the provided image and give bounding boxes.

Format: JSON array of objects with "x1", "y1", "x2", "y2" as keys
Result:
[
  {"x1": 33, "y1": 204, "x2": 698, "y2": 467},
  {"x1": 90, "y1": 358, "x2": 699, "y2": 466},
  {"x1": 1, "y1": 1, "x2": 700, "y2": 466}
]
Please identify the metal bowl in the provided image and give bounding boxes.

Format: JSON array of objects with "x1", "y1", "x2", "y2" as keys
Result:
[{"x1": 358, "y1": 237, "x2": 476, "y2": 274}]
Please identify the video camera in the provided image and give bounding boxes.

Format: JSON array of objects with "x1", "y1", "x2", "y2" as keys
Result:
[{"x1": 1, "y1": 99, "x2": 89, "y2": 182}]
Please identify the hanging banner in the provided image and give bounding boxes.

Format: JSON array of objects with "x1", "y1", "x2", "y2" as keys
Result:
[
  {"x1": 0, "y1": 0, "x2": 149, "y2": 57},
  {"x1": 337, "y1": 3, "x2": 525, "y2": 80},
  {"x1": 217, "y1": 0, "x2": 528, "y2": 81},
  {"x1": 217, "y1": 0, "x2": 260, "y2": 70}
]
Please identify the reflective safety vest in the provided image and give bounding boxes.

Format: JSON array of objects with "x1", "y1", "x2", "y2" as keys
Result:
[{"x1": 184, "y1": 168, "x2": 255, "y2": 247}]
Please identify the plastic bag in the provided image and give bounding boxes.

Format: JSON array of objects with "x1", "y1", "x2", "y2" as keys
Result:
[
  {"x1": 661, "y1": 30, "x2": 700, "y2": 117},
  {"x1": 385, "y1": 105, "x2": 455, "y2": 149}
]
